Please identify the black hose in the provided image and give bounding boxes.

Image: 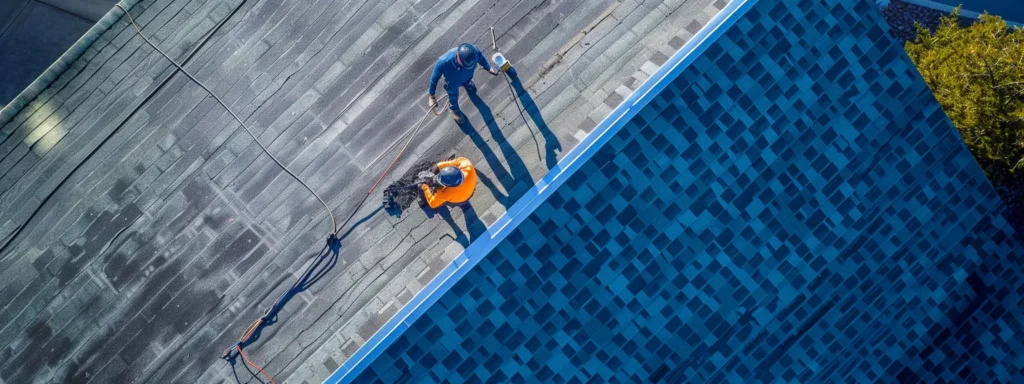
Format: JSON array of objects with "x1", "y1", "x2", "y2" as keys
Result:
[{"x1": 503, "y1": 72, "x2": 542, "y2": 160}]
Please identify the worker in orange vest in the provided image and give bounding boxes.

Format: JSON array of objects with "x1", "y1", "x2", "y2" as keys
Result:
[{"x1": 420, "y1": 157, "x2": 477, "y2": 209}]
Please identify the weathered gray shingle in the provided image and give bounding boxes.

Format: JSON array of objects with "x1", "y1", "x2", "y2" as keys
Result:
[{"x1": 0, "y1": 0, "x2": 718, "y2": 382}]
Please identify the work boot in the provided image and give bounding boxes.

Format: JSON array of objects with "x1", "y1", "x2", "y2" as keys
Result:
[
  {"x1": 450, "y1": 110, "x2": 464, "y2": 124},
  {"x1": 464, "y1": 80, "x2": 477, "y2": 94}
]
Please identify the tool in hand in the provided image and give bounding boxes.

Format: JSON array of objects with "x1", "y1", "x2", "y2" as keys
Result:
[{"x1": 383, "y1": 171, "x2": 437, "y2": 210}]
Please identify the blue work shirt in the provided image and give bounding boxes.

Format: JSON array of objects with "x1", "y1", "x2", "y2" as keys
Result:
[{"x1": 428, "y1": 44, "x2": 491, "y2": 95}]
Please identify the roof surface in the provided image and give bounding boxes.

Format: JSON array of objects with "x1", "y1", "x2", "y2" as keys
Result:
[
  {"x1": 0, "y1": 0, "x2": 723, "y2": 382},
  {"x1": 354, "y1": 0, "x2": 1024, "y2": 382}
]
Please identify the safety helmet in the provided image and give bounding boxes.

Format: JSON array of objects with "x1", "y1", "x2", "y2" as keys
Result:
[
  {"x1": 436, "y1": 166, "x2": 465, "y2": 187},
  {"x1": 456, "y1": 44, "x2": 477, "y2": 69}
]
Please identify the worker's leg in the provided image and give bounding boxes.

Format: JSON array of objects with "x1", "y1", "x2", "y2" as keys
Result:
[
  {"x1": 444, "y1": 81, "x2": 465, "y2": 123},
  {"x1": 417, "y1": 186, "x2": 430, "y2": 208},
  {"x1": 462, "y1": 78, "x2": 477, "y2": 94},
  {"x1": 444, "y1": 80, "x2": 462, "y2": 114}
]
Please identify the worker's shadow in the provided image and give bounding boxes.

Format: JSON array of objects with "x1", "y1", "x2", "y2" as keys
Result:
[
  {"x1": 464, "y1": 92, "x2": 533, "y2": 208},
  {"x1": 421, "y1": 203, "x2": 486, "y2": 247}
]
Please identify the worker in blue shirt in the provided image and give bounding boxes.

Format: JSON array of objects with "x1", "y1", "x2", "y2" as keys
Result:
[{"x1": 427, "y1": 43, "x2": 498, "y2": 123}]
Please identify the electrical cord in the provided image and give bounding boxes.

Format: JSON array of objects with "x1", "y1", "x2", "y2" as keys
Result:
[
  {"x1": 0, "y1": 0, "x2": 246, "y2": 260},
  {"x1": 116, "y1": 3, "x2": 338, "y2": 234},
  {"x1": 122, "y1": 0, "x2": 453, "y2": 239},
  {"x1": 501, "y1": 71, "x2": 542, "y2": 160},
  {"x1": 238, "y1": 347, "x2": 274, "y2": 384},
  {"x1": 490, "y1": 27, "x2": 540, "y2": 160}
]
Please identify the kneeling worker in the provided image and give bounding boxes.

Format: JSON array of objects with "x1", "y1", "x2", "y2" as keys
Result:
[{"x1": 420, "y1": 157, "x2": 477, "y2": 209}]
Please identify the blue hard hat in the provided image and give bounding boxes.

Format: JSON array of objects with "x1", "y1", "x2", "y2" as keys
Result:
[
  {"x1": 436, "y1": 166, "x2": 464, "y2": 187},
  {"x1": 456, "y1": 44, "x2": 477, "y2": 69}
]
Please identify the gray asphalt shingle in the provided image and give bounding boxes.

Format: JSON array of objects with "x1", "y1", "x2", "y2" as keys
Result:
[{"x1": 0, "y1": 0, "x2": 722, "y2": 382}]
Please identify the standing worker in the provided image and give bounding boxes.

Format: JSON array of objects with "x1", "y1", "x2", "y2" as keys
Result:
[
  {"x1": 420, "y1": 157, "x2": 477, "y2": 209},
  {"x1": 427, "y1": 43, "x2": 499, "y2": 123}
]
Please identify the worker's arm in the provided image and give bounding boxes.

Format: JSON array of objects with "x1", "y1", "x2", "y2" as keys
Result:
[
  {"x1": 458, "y1": 159, "x2": 474, "y2": 174},
  {"x1": 420, "y1": 184, "x2": 445, "y2": 209},
  {"x1": 434, "y1": 157, "x2": 466, "y2": 170},
  {"x1": 477, "y1": 48, "x2": 492, "y2": 72},
  {"x1": 428, "y1": 59, "x2": 444, "y2": 96}
]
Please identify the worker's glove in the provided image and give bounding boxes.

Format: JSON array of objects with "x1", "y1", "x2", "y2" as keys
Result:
[
  {"x1": 488, "y1": 68, "x2": 499, "y2": 76},
  {"x1": 427, "y1": 94, "x2": 437, "y2": 108}
]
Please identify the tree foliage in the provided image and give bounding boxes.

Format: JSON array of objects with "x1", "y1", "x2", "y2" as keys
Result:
[{"x1": 905, "y1": 9, "x2": 1024, "y2": 183}]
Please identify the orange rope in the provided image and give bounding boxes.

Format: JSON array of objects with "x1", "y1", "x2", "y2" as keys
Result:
[
  {"x1": 375, "y1": 98, "x2": 449, "y2": 190},
  {"x1": 240, "y1": 318, "x2": 262, "y2": 342},
  {"x1": 430, "y1": 99, "x2": 450, "y2": 116},
  {"x1": 238, "y1": 347, "x2": 275, "y2": 384}
]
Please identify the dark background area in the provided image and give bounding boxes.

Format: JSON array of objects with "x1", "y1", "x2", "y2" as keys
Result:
[{"x1": 0, "y1": 0, "x2": 118, "y2": 107}]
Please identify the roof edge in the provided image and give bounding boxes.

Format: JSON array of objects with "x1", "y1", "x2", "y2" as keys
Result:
[
  {"x1": 0, "y1": 0, "x2": 142, "y2": 128},
  {"x1": 323, "y1": 0, "x2": 761, "y2": 382}
]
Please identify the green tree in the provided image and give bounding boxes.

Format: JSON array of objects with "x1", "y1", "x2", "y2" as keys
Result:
[{"x1": 905, "y1": 9, "x2": 1024, "y2": 184}]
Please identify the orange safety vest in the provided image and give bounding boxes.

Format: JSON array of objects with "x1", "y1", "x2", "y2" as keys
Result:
[{"x1": 421, "y1": 157, "x2": 477, "y2": 209}]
